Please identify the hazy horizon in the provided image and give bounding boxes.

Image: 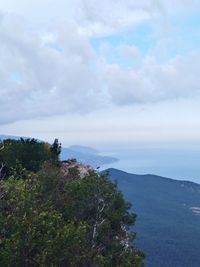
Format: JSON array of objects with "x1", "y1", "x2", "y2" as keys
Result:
[{"x1": 0, "y1": 0, "x2": 200, "y2": 181}]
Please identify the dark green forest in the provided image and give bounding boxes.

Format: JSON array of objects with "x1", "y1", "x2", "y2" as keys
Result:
[{"x1": 0, "y1": 139, "x2": 144, "y2": 267}]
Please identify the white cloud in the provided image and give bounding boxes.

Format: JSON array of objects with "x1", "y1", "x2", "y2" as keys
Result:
[
  {"x1": 0, "y1": 13, "x2": 106, "y2": 124},
  {"x1": 0, "y1": 0, "x2": 198, "y2": 34},
  {"x1": 118, "y1": 44, "x2": 140, "y2": 60},
  {"x1": 76, "y1": 0, "x2": 200, "y2": 36},
  {"x1": 105, "y1": 52, "x2": 200, "y2": 105},
  {"x1": 0, "y1": 1, "x2": 200, "y2": 124}
]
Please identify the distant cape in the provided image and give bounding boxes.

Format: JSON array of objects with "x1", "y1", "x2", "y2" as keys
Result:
[{"x1": 0, "y1": 135, "x2": 119, "y2": 168}]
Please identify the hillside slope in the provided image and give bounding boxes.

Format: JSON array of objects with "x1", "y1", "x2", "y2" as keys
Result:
[{"x1": 107, "y1": 168, "x2": 200, "y2": 267}]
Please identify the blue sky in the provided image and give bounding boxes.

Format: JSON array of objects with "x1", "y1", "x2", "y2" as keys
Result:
[
  {"x1": 91, "y1": 23, "x2": 153, "y2": 52},
  {"x1": 91, "y1": 9, "x2": 200, "y2": 65},
  {"x1": 0, "y1": 0, "x2": 200, "y2": 149}
]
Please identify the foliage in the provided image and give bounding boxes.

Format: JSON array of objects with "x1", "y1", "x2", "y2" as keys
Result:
[
  {"x1": 0, "y1": 176, "x2": 88, "y2": 266},
  {"x1": 50, "y1": 138, "x2": 61, "y2": 162},
  {"x1": 0, "y1": 163, "x2": 144, "y2": 267},
  {"x1": 0, "y1": 138, "x2": 60, "y2": 178},
  {"x1": 0, "y1": 138, "x2": 144, "y2": 266}
]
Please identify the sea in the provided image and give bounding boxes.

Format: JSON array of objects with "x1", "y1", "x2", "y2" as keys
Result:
[{"x1": 100, "y1": 147, "x2": 200, "y2": 184}]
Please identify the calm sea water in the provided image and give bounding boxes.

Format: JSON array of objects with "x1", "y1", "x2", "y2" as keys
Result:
[{"x1": 100, "y1": 148, "x2": 200, "y2": 184}]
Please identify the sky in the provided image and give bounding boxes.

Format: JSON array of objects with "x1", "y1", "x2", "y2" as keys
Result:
[{"x1": 0, "y1": 0, "x2": 200, "y2": 149}]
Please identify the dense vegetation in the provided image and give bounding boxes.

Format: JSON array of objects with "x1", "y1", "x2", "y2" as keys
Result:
[
  {"x1": 0, "y1": 138, "x2": 61, "y2": 179},
  {"x1": 0, "y1": 139, "x2": 144, "y2": 267}
]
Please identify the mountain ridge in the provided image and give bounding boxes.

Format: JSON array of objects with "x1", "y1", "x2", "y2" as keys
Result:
[
  {"x1": 107, "y1": 167, "x2": 200, "y2": 186},
  {"x1": 107, "y1": 168, "x2": 200, "y2": 267}
]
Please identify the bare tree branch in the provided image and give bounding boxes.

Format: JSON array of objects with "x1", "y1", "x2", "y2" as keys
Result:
[
  {"x1": 91, "y1": 177, "x2": 108, "y2": 250},
  {"x1": 0, "y1": 141, "x2": 5, "y2": 179},
  {"x1": 0, "y1": 142, "x2": 4, "y2": 151}
]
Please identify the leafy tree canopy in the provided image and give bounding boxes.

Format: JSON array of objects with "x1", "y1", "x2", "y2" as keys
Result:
[
  {"x1": 0, "y1": 138, "x2": 144, "y2": 266},
  {"x1": 50, "y1": 138, "x2": 61, "y2": 162},
  {"x1": 0, "y1": 138, "x2": 61, "y2": 178}
]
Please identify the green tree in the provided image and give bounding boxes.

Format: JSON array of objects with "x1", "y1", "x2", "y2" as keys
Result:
[
  {"x1": 50, "y1": 138, "x2": 61, "y2": 162},
  {"x1": 56, "y1": 169, "x2": 144, "y2": 267},
  {"x1": 0, "y1": 152, "x2": 144, "y2": 266},
  {"x1": 0, "y1": 138, "x2": 61, "y2": 178},
  {"x1": 0, "y1": 175, "x2": 88, "y2": 266}
]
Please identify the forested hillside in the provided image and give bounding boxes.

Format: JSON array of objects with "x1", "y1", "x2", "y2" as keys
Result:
[
  {"x1": 108, "y1": 168, "x2": 200, "y2": 267},
  {"x1": 0, "y1": 138, "x2": 144, "y2": 267}
]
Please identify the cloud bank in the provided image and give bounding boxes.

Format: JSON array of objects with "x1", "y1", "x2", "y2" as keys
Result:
[{"x1": 0, "y1": 0, "x2": 200, "y2": 124}]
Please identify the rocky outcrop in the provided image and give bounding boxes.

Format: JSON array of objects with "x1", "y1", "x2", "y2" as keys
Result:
[{"x1": 61, "y1": 159, "x2": 93, "y2": 179}]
